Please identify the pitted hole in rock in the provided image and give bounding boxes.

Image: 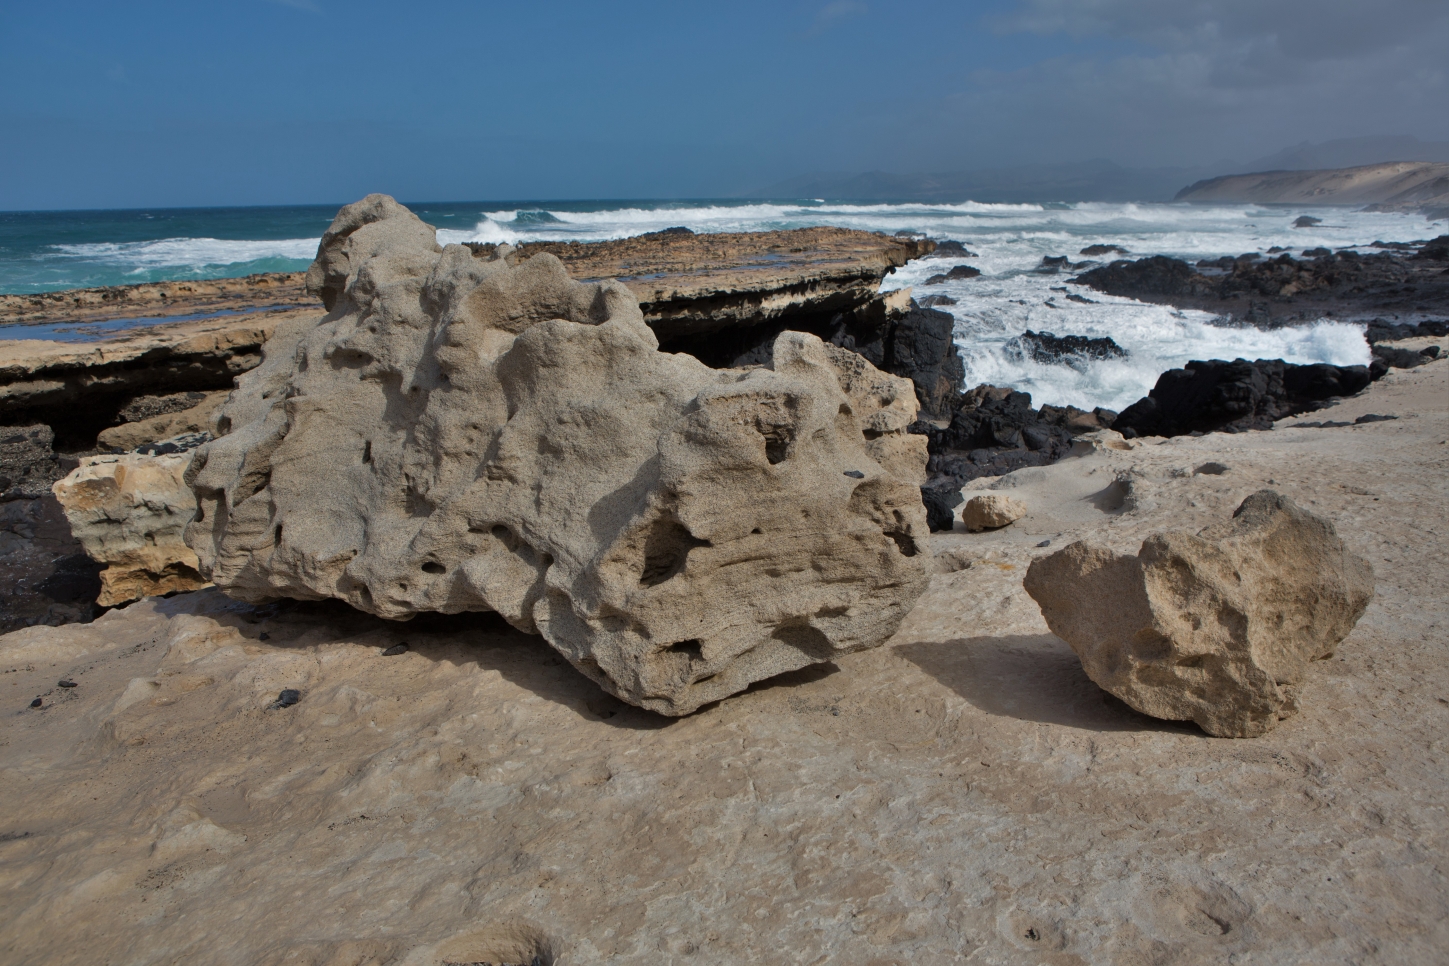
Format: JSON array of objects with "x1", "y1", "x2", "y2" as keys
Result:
[
  {"x1": 329, "y1": 347, "x2": 373, "y2": 370},
  {"x1": 273, "y1": 523, "x2": 283, "y2": 545},
  {"x1": 421, "y1": 561, "x2": 446, "y2": 575},
  {"x1": 884, "y1": 510, "x2": 919, "y2": 558},
  {"x1": 432, "y1": 921, "x2": 557, "y2": 966},
  {"x1": 215, "y1": 415, "x2": 232, "y2": 436},
  {"x1": 665, "y1": 639, "x2": 703, "y2": 661},
  {"x1": 362, "y1": 440, "x2": 372, "y2": 464},
  {"x1": 640, "y1": 519, "x2": 711, "y2": 587},
  {"x1": 862, "y1": 428, "x2": 884, "y2": 440},
  {"x1": 762, "y1": 430, "x2": 791, "y2": 465}
]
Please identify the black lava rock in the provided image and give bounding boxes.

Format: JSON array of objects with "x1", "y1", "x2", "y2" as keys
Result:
[
  {"x1": 1007, "y1": 330, "x2": 1127, "y2": 367},
  {"x1": 920, "y1": 482, "x2": 964, "y2": 532},
  {"x1": 1371, "y1": 344, "x2": 1429, "y2": 370},
  {"x1": 382, "y1": 643, "x2": 410, "y2": 657},
  {"x1": 272, "y1": 689, "x2": 302, "y2": 709},
  {"x1": 1079, "y1": 244, "x2": 1128, "y2": 257},
  {"x1": 1364, "y1": 319, "x2": 1449, "y2": 343},
  {"x1": 930, "y1": 240, "x2": 977, "y2": 257},
  {"x1": 1113, "y1": 359, "x2": 1373, "y2": 437}
]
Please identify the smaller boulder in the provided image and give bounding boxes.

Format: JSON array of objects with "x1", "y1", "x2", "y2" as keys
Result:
[
  {"x1": 962, "y1": 494, "x2": 1026, "y2": 532},
  {"x1": 52, "y1": 452, "x2": 207, "y2": 607},
  {"x1": 1024, "y1": 491, "x2": 1374, "y2": 737}
]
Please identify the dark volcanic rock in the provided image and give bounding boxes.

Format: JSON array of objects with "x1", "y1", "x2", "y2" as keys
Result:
[
  {"x1": 1362, "y1": 318, "x2": 1449, "y2": 341},
  {"x1": 1371, "y1": 344, "x2": 1431, "y2": 370},
  {"x1": 1075, "y1": 242, "x2": 1449, "y2": 325},
  {"x1": 924, "y1": 264, "x2": 981, "y2": 285},
  {"x1": 1007, "y1": 330, "x2": 1128, "y2": 367},
  {"x1": 0, "y1": 425, "x2": 63, "y2": 501},
  {"x1": 1294, "y1": 216, "x2": 1323, "y2": 228},
  {"x1": 1113, "y1": 359, "x2": 1373, "y2": 438},
  {"x1": 912, "y1": 386, "x2": 1116, "y2": 530},
  {"x1": 1037, "y1": 256, "x2": 1088, "y2": 274},
  {"x1": 917, "y1": 294, "x2": 957, "y2": 307},
  {"x1": 929, "y1": 240, "x2": 977, "y2": 257},
  {"x1": 1080, "y1": 244, "x2": 1128, "y2": 257},
  {"x1": 1418, "y1": 235, "x2": 1449, "y2": 261},
  {"x1": 672, "y1": 300, "x2": 965, "y2": 420}
]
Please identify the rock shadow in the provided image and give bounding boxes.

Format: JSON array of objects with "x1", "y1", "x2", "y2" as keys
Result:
[
  {"x1": 897, "y1": 633, "x2": 1199, "y2": 735},
  {"x1": 160, "y1": 591, "x2": 673, "y2": 731}
]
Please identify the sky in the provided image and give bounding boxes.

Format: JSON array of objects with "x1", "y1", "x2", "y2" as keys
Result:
[{"x1": 2, "y1": 0, "x2": 1447, "y2": 210}]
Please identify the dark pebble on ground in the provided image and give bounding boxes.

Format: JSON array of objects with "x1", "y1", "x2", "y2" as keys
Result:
[
  {"x1": 259, "y1": 632, "x2": 270, "y2": 641},
  {"x1": 272, "y1": 689, "x2": 301, "y2": 709},
  {"x1": 843, "y1": 470, "x2": 864, "y2": 479},
  {"x1": 1355, "y1": 413, "x2": 1398, "y2": 424},
  {"x1": 29, "y1": 698, "x2": 42, "y2": 708},
  {"x1": 58, "y1": 680, "x2": 76, "y2": 688},
  {"x1": 382, "y1": 643, "x2": 410, "y2": 657}
]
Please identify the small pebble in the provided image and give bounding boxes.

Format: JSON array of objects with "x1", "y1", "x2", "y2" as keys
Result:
[
  {"x1": 1037, "y1": 539, "x2": 1052, "y2": 548},
  {"x1": 273, "y1": 689, "x2": 301, "y2": 709},
  {"x1": 382, "y1": 643, "x2": 410, "y2": 657},
  {"x1": 259, "y1": 632, "x2": 271, "y2": 641},
  {"x1": 843, "y1": 470, "x2": 865, "y2": 479},
  {"x1": 58, "y1": 680, "x2": 77, "y2": 688},
  {"x1": 29, "y1": 698, "x2": 42, "y2": 709}
]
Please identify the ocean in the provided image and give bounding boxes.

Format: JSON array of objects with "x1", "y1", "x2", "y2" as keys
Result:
[{"x1": 3, "y1": 199, "x2": 1441, "y2": 412}]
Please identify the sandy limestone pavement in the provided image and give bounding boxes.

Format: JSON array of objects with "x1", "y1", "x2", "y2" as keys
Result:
[{"x1": 0, "y1": 355, "x2": 1446, "y2": 965}]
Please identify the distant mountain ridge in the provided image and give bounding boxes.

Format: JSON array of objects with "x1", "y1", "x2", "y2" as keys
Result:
[
  {"x1": 749, "y1": 136, "x2": 1449, "y2": 205},
  {"x1": 748, "y1": 160, "x2": 1221, "y2": 204},
  {"x1": 1175, "y1": 161, "x2": 1449, "y2": 215}
]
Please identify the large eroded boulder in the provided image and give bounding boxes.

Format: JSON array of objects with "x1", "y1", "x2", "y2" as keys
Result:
[
  {"x1": 1023, "y1": 490, "x2": 1373, "y2": 737},
  {"x1": 184, "y1": 195, "x2": 930, "y2": 715}
]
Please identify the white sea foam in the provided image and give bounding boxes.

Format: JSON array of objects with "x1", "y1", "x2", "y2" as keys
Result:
[{"x1": 54, "y1": 237, "x2": 318, "y2": 270}]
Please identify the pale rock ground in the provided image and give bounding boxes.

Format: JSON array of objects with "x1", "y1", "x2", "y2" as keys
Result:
[{"x1": 1, "y1": 348, "x2": 1445, "y2": 965}]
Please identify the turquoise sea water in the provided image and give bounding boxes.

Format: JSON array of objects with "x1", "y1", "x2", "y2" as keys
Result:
[{"x1": 3, "y1": 198, "x2": 1440, "y2": 410}]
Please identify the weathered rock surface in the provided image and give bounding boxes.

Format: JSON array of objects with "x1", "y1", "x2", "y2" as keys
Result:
[
  {"x1": 1113, "y1": 358, "x2": 1373, "y2": 437},
  {"x1": 0, "y1": 310, "x2": 304, "y2": 449},
  {"x1": 52, "y1": 452, "x2": 206, "y2": 607},
  {"x1": 0, "y1": 424, "x2": 63, "y2": 501},
  {"x1": 95, "y1": 391, "x2": 227, "y2": 452},
  {"x1": 0, "y1": 272, "x2": 310, "y2": 327},
  {"x1": 185, "y1": 195, "x2": 930, "y2": 715},
  {"x1": 962, "y1": 494, "x2": 1027, "y2": 532},
  {"x1": 1025, "y1": 490, "x2": 1374, "y2": 737},
  {"x1": 4, "y1": 358, "x2": 1445, "y2": 965},
  {"x1": 467, "y1": 226, "x2": 932, "y2": 343},
  {"x1": 1074, "y1": 242, "x2": 1449, "y2": 325}
]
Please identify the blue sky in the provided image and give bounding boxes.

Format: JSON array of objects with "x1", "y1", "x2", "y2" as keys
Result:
[{"x1": 2, "y1": 0, "x2": 1446, "y2": 209}]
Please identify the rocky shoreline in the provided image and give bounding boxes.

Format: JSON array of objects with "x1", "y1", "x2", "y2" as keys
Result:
[
  {"x1": 1073, "y1": 234, "x2": 1449, "y2": 325},
  {"x1": 4, "y1": 215, "x2": 1448, "y2": 630},
  {"x1": 3, "y1": 196, "x2": 1449, "y2": 963}
]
